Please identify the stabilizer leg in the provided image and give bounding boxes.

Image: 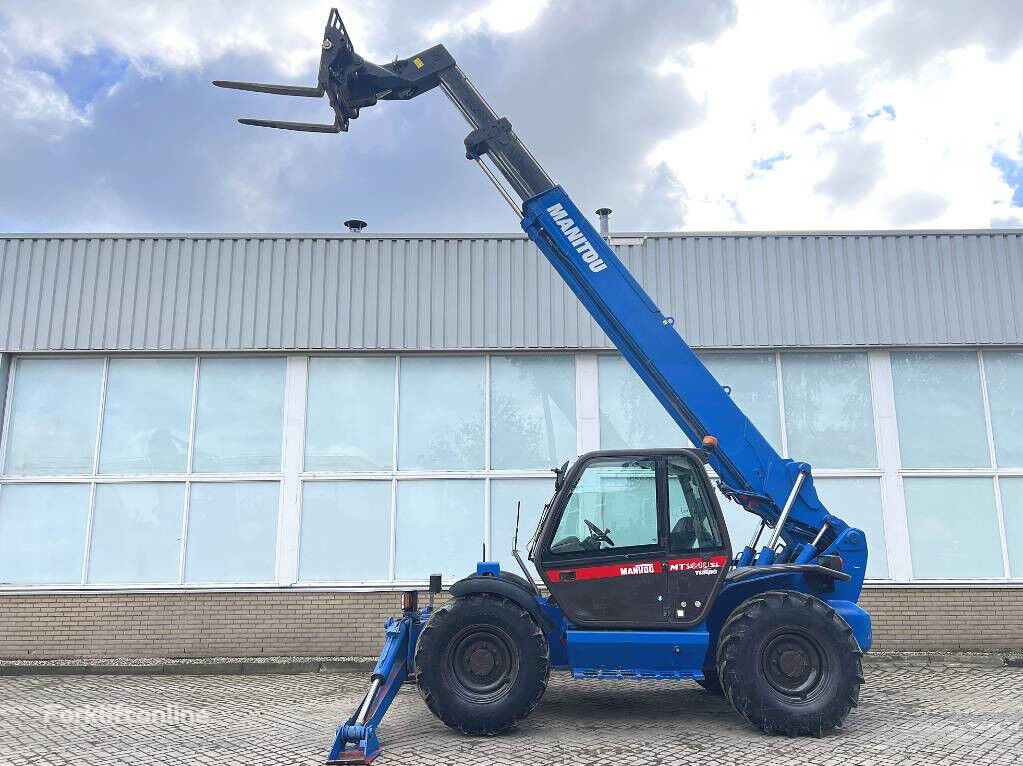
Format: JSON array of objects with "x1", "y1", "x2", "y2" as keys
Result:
[{"x1": 327, "y1": 600, "x2": 425, "y2": 765}]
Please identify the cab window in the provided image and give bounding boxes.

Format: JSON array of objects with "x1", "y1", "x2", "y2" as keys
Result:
[
  {"x1": 548, "y1": 458, "x2": 658, "y2": 556},
  {"x1": 667, "y1": 458, "x2": 723, "y2": 552}
]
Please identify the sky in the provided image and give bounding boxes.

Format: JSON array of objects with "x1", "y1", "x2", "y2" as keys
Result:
[{"x1": 1, "y1": 0, "x2": 1022, "y2": 234}]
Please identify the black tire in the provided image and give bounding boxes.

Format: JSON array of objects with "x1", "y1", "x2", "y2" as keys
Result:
[
  {"x1": 696, "y1": 668, "x2": 723, "y2": 694},
  {"x1": 717, "y1": 590, "x2": 864, "y2": 736},
  {"x1": 415, "y1": 593, "x2": 550, "y2": 735}
]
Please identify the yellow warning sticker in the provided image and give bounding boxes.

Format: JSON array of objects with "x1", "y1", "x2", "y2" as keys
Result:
[{"x1": 413, "y1": 57, "x2": 425, "y2": 69}]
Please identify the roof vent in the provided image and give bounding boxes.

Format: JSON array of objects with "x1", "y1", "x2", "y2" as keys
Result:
[
  {"x1": 344, "y1": 219, "x2": 367, "y2": 233},
  {"x1": 595, "y1": 207, "x2": 611, "y2": 238}
]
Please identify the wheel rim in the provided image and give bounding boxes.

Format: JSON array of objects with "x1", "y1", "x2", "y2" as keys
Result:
[
  {"x1": 444, "y1": 625, "x2": 519, "y2": 704},
  {"x1": 759, "y1": 628, "x2": 829, "y2": 702}
]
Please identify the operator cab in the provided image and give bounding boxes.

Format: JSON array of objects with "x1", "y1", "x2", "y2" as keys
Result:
[{"x1": 533, "y1": 449, "x2": 732, "y2": 629}]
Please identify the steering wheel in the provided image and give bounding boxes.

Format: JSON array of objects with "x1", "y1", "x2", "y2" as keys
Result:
[{"x1": 584, "y1": 518, "x2": 615, "y2": 547}]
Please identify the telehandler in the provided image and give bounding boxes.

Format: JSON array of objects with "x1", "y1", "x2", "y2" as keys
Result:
[{"x1": 215, "y1": 10, "x2": 870, "y2": 762}]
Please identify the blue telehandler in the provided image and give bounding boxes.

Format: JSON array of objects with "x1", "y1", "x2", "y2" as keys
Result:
[{"x1": 215, "y1": 9, "x2": 872, "y2": 763}]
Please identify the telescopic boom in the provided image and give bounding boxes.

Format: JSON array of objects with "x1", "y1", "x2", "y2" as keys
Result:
[{"x1": 214, "y1": 5, "x2": 866, "y2": 575}]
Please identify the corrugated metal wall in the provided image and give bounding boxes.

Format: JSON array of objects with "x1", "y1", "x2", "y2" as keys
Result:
[{"x1": 1, "y1": 231, "x2": 1020, "y2": 352}]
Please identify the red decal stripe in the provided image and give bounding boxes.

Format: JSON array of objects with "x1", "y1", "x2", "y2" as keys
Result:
[
  {"x1": 546, "y1": 555, "x2": 728, "y2": 582},
  {"x1": 666, "y1": 555, "x2": 728, "y2": 572},
  {"x1": 546, "y1": 559, "x2": 662, "y2": 582}
]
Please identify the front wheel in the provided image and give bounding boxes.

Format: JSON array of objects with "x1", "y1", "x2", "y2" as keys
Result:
[
  {"x1": 415, "y1": 593, "x2": 550, "y2": 735},
  {"x1": 717, "y1": 590, "x2": 864, "y2": 736}
]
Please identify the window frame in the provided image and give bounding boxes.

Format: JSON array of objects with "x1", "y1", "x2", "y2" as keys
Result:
[
  {"x1": 0, "y1": 351, "x2": 576, "y2": 591},
  {"x1": 3, "y1": 347, "x2": 1023, "y2": 591},
  {"x1": 665, "y1": 456, "x2": 726, "y2": 555},
  {"x1": 0, "y1": 355, "x2": 106, "y2": 477},
  {"x1": 542, "y1": 455, "x2": 664, "y2": 564},
  {"x1": 888, "y1": 349, "x2": 1018, "y2": 582},
  {"x1": 296, "y1": 352, "x2": 573, "y2": 586},
  {"x1": 0, "y1": 353, "x2": 288, "y2": 590}
]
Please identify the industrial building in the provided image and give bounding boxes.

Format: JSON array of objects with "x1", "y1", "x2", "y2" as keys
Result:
[{"x1": 0, "y1": 227, "x2": 1021, "y2": 657}]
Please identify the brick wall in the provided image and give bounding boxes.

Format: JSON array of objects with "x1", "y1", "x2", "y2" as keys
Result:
[
  {"x1": 858, "y1": 587, "x2": 1023, "y2": 651},
  {"x1": 0, "y1": 591, "x2": 425, "y2": 659},
  {"x1": 0, "y1": 587, "x2": 1019, "y2": 659}
]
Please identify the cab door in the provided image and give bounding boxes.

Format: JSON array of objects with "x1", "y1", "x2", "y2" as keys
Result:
[
  {"x1": 538, "y1": 456, "x2": 669, "y2": 627},
  {"x1": 664, "y1": 456, "x2": 731, "y2": 627}
]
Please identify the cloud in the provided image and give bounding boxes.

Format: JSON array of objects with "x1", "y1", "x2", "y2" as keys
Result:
[
  {"x1": 990, "y1": 215, "x2": 1023, "y2": 228},
  {"x1": 769, "y1": 62, "x2": 864, "y2": 123},
  {"x1": 813, "y1": 131, "x2": 884, "y2": 207},
  {"x1": 771, "y1": 1, "x2": 1023, "y2": 120},
  {"x1": 1, "y1": 0, "x2": 1023, "y2": 234},
  {"x1": 650, "y1": 0, "x2": 1023, "y2": 230},
  {"x1": 0, "y1": 0, "x2": 737, "y2": 233},
  {"x1": 426, "y1": 0, "x2": 550, "y2": 38},
  {"x1": 0, "y1": 1, "x2": 336, "y2": 77},
  {"x1": 0, "y1": 42, "x2": 84, "y2": 131},
  {"x1": 858, "y1": 0, "x2": 1023, "y2": 76},
  {"x1": 470, "y1": 1, "x2": 736, "y2": 229},
  {"x1": 632, "y1": 163, "x2": 688, "y2": 230},
  {"x1": 886, "y1": 191, "x2": 950, "y2": 226}
]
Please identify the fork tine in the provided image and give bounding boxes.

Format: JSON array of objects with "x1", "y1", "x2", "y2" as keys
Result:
[
  {"x1": 237, "y1": 117, "x2": 343, "y2": 133},
  {"x1": 213, "y1": 81, "x2": 324, "y2": 98}
]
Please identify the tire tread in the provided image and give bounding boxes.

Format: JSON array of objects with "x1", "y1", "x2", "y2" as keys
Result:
[
  {"x1": 717, "y1": 590, "x2": 863, "y2": 736},
  {"x1": 415, "y1": 593, "x2": 550, "y2": 736}
]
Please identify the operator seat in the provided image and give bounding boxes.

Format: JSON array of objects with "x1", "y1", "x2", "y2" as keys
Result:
[{"x1": 669, "y1": 515, "x2": 697, "y2": 550}]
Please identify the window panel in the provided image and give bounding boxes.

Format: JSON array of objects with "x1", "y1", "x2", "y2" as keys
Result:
[
  {"x1": 87, "y1": 483, "x2": 184, "y2": 583},
  {"x1": 490, "y1": 478, "x2": 554, "y2": 579},
  {"x1": 99, "y1": 359, "x2": 194, "y2": 474},
  {"x1": 698, "y1": 352, "x2": 782, "y2": 452},
  {"x1": 192, "y1": 358, "x2": 286, "y2": 473},
  {"x1": 667, "y1": 459, "x2": 724, "y2": 552},
  {"x1": 300, "y1": 481, "x2": 391, "y2": 581},
  {"x1": 891, "y1": 351, "x2": 988, "y2": 468},
  {"x1": 781, "y1": 353, "x2": 876, "y2": 468},
  {"x1": 490, "y1": 355, "x2": 576, "y2": 469},
  {"x1": 0, "y1": 483, "x2": 90, "y2": 584},
  {"x1": 398, "y1": 357, "x2": 484, "y2": 470},
  {"x1": 904, "y1": 478, "x2": 1003, "y2": 579},
  {"x1": 551, "y1": 459, "x2": 659, "y2": 552},
  {"x1": 306, "y1": 357, "x2": 395, "y2": 471},
  {"x1": 814, "y1": 477, "x2": 888, "y2": 579},
  {"x1": 3, "y1": 358, "x2": 104, "y2": 475},
  {"x1": 598, "y1": 355, "x2": 687, "y2": 450},
  {"x1": 983, "y1": 351, "x2": 1023, "y2": 467},
  {"x1": 1000, "y1": 478, "x2": 1023, "y2": 578},
  {"x1": 395, "y1": 479, "x2": 483, "y2": 580},
  {"x1": 184, "y1": 482, "x2": 279, "y2": 582}
]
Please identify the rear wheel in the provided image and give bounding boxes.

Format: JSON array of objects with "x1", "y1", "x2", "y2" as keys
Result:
[
  {"x1": 415, "y1": 593, "x2": 550, "y2": 735},
  {"x1": 717, "y1": 590, "x2": 863, "y2": 736}
]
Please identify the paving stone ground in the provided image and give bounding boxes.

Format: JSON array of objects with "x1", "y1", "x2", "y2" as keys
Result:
[{"x1": 0, "y1": 660, "x2": 1020, "y2": 765}]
